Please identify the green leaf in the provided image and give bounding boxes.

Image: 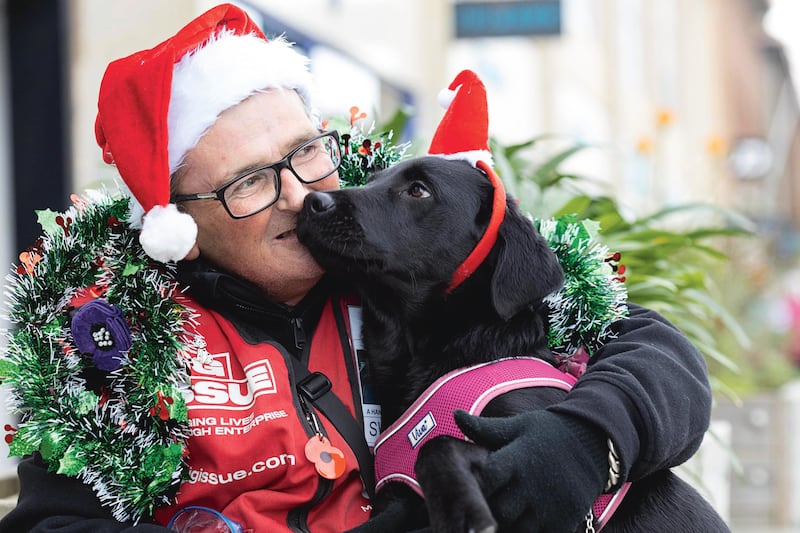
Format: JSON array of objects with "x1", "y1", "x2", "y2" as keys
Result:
[
  {"x1": 75, "y1": 390, "x2": 98, "y2": 415},
  {"x1": 691, "y1": 339, "x2": 740, "y2": 372},
  {"x1": 36, "y1": 209, "x2": 61, "y2": 236},
  {"x1": 122, "y1": 261, "x2": 144, "y2": 276},
  {"x1": 379, "y1": 107, "x2": 413, "y2": 142},
  {"x1": 531, "y1": 144, "x2": 588, "y2": 187},
  {"x1": 632, "y1": 203, "x2": 757, "y2": 234},
  {"x1": 7, "y1": 425, "x2": 37, "y2": 457},
  {"x1": 57, "y1": 445, "x2": 88, "y2": 476},
  {"x1": 554, "y1": 195, "x2": 593, "y2": 218},
  {"x1": 682, "y1": 289, "x2": 752, "y2": 349},
  {"x1": 39, "y1": 430, "x2": 68, "y2": 462}
]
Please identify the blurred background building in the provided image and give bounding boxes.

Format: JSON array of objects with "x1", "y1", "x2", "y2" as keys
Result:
[{"x1": 0, "y1": 0, "x2": 798, "y2": 529}]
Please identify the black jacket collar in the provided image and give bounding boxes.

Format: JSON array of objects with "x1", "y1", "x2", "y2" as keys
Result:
[{"x1": 176, "y1": 259, "x2": 336, "y2": 359}]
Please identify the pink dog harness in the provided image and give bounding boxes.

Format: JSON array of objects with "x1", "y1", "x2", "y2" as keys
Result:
[{"x1": 372, "y1": 356, "x2": 630, "y2": 530}]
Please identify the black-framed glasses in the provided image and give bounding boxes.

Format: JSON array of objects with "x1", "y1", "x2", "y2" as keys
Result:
[
  {"x1": 173, "y1": 130, "x2": 341, "y2": 219},
  {"x1": 167, "y1": 505, "x2": 244, "y2": 532}
]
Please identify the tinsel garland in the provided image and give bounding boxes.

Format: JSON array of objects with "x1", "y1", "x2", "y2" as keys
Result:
[
  {"x1": 535, "y1": 215, "x2": 628, "y2": 356},
  {"x1": 0, "y1": 190, "x2": 194, "y2": 523},
  {"x1": 333, "y1": 106, "x2": 411, "y2": 188}
]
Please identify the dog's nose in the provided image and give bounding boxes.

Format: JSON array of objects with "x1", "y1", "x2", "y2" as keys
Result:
[{"x1": 306, "y1": 192, "x2": 336, "y2": 213}]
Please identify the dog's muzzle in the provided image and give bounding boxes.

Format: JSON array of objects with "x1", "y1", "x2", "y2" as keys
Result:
[{"x1": 305, "y1": 191, "x2": 336, "y2": 214}]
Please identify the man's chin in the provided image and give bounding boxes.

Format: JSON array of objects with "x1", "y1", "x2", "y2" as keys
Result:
[
  {"x1": 264, "y1": 260, "x2": 327, "y2": 305},
  {"x1": 269, "y1": 270, "x2": 326, "y2": 306}
]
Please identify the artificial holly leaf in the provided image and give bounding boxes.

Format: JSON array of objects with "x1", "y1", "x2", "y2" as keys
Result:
[
  {"x1": 39, "y1": 430, "x2": 68, "y2": 462},
  {"x1": 122, "y1": 261, "x2": 144, "y2": 276},
  {"x1": 6, "y1": 425, "x2": 36, "y2": 457},
  {"x1": 57, "y1": 445, "x2": 88, "y2": 476},
  {"x1": 75, "y1": 390, "x2": 98, "y2": 415},
  {"x1": 36, "y1": 209, "x2": 61, "y2": 236}
]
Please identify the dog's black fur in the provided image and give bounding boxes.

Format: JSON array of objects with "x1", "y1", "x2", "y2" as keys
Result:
[{"x1": 297, "y1": 157, "x2": 728, "y2": 533}]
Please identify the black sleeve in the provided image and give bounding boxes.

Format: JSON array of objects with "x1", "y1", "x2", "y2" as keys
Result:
[
  {"x1": 0, "y1": 455, "x2": 169, "y2": 533},
  {"x1": 548, "y1": 303, "x2": 712, "y2": 482}
]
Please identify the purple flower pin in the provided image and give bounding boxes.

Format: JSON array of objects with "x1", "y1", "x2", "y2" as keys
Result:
[{"x1": 70, "y1": 299, "x2": 132, "y2": 371}]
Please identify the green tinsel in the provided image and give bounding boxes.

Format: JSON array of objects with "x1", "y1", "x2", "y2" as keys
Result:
[
  {"x1": 0, "y1": 190, "x2": 193, "y2": 523},
  {"x1": 336, "y1": 121, "x2": 411, "y2": 188},
  {"x1": 535, "y1": 215, "x2": 628, "y2": 356}
]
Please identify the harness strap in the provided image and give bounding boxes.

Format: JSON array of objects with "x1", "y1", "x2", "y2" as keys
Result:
[
  {"x1": 290, "y1": 358, "x2": 376, "y2": 498},
  {"x1": 592, "y1": 482, "x2": 631, "y2": 530},
  {"x1": 372, "y1": 357, "x2": 629, "y2": 531},
  {"x1": 374, "y1": 357, "x2": 576, "y2": 493}
]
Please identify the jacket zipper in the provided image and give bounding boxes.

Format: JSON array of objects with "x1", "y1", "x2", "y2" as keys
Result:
[{"x1": 291, "y1": 317, "x2": 306, "y2": 351}]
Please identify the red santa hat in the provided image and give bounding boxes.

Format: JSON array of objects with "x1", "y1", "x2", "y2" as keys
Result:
[
  {"x1": 428, "y1": 70, "x2": 507, "y2": 293},
  {"x1": 94, "y1": 3, "x2": 314, "y2": 262}
]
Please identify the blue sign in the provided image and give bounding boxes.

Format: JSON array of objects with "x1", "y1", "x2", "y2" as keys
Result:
[{"x1": 455, "y1": 1, "x2": 562, "y2": 38}]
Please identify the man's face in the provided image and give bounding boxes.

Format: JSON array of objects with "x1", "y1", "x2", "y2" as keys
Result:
[{"x1": 175, "y1": 89, "x2": 339, "y2": 305}]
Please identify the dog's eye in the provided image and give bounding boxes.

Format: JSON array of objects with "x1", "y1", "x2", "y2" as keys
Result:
[{"x1": 406, "y1": 182, "x2": 431, "y2": 199}]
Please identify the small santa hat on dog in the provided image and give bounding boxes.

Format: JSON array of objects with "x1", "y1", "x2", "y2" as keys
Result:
[
  {"x1": 94, "y1": 3, "x2": 313, "y2": 262},
  {"x1": 428, "y1": 70, "x2": 507, "y2": 293}
]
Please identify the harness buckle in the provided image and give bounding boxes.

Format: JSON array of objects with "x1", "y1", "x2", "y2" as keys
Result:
[{"x1": 298, "y1": 372, "x2": 332, "y2": 401}]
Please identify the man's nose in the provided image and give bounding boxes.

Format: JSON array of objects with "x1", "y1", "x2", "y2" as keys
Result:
[{"x1": 275, "y1": 168, "x2": 312, "y2": 211}]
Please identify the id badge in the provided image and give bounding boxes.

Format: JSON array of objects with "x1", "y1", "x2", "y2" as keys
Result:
[{"x1": 347, "y1": 305, "x2": 382, "y2": 449}]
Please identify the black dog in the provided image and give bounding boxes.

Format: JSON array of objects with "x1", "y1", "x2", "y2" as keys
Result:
[{"x1": 297, "y1": 156, "x2": 727, "y2": 532}]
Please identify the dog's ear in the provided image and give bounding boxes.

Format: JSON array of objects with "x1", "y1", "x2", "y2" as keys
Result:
[{"x1": 490, "y1": 205, "x2": 564, "y2": 320}]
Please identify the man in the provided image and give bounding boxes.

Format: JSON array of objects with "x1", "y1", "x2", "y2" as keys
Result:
[{"x1": 0, "y1": 4, "x2": 712, "y2": 532}]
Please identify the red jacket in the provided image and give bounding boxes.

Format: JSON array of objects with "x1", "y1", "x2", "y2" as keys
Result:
[{"x1": 152, "y1": 292, "x2": 372, "y2": 532}]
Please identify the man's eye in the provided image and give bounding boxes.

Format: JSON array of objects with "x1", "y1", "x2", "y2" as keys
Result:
[
  {"x1": 230, "y1": 171, "x2": 271, "y2": 198},
  {"x1": 406, "y1": 182, "x2": 431, "y2": 199},
  {"x1": 292, "y1": 142, "x2": 319, "y2": 162}
]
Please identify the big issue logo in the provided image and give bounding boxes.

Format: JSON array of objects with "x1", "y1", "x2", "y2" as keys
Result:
[{"x1": 186, "y1": 351, "x2": 277, "y2": 410}]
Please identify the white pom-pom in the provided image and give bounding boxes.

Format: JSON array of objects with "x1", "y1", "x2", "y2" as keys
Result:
[
  {"x1": 139, "y1": 204, "x2": 198, "y2": 263},
  {"x1": 437, "y1": 87, "x2": 456, "y2": 109}
]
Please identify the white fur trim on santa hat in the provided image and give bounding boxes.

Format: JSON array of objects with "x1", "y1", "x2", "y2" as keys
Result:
[
  {"x1": 139, "y1": 204, "x2": 198, "y2": 263},
  {"x1": 168, "y1": 32, "x2": 314, "y2": 174},
  {"x1": 432, "y1": 150, "x2": 494, "y2": 168}
]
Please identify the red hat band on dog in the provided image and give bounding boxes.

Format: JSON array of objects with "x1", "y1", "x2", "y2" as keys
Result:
[
  {"x1": 428, "y1": 69, "x2": 507, "y2": 293},
  {"x1": 94, "y1": 3, "x2": 314, "y2": 262}
]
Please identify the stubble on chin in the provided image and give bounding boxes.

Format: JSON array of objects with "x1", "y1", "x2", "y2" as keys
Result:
[{"x1": 256, "y1": 251, "x2": 327, "y2": 305}]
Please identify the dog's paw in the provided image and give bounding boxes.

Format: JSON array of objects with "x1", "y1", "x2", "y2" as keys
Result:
[{"x1": 416, "y1": 436, "x2": 497, "y2": 533}]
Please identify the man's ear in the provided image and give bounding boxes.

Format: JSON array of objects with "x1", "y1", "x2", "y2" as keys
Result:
[{"x1": 490, "y1": 206, "x2": 564, "y2": 320}]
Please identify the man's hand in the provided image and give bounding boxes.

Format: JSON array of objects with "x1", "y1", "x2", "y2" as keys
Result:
[{"x1": 454, "y1": 409, "x2": 608, "y2": 533}]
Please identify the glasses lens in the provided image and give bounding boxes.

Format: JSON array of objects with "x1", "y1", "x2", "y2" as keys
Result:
[
  {"x1": 290, "y1": 132, "x2": 342, "y2": 184},
  {"x1": 222, "y1": 167, "x2": 279, "y2": 217},
  {"x1": 168, "y1": 506, "x2": 243, "y2": 533}
]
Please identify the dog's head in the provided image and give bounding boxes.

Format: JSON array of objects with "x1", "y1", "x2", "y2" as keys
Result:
[{"x1": 297, "y1": 156, "x2": 563, "y2": 319}]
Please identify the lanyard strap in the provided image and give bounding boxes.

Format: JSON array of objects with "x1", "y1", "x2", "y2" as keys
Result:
[{"x1": 291, "y1": 357, "x2": 376, "y2": 498}]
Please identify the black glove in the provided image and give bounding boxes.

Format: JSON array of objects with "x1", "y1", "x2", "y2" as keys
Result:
[{"x1": 455, "y1": 409, "x2": 608, "y2": 533}]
